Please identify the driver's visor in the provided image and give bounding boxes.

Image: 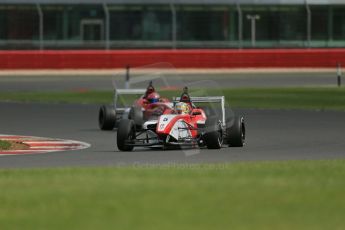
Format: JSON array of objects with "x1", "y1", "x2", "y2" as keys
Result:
[{"x1": 148, "y1": 98, "x2": 159, "y2": 103}]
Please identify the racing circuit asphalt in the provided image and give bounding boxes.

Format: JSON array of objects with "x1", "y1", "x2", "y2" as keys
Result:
[
  {"x1": 1, "y1": 102, "x2": 345, "y2": 168},
  {"x1": 0, "y1": 72, "x2": 345, "y2": 168}
]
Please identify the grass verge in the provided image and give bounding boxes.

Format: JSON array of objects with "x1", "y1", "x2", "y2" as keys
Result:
[
  {"x1": 0, "y1": 87, "x2": 345, "y2": 111},
  {"x1": 0, "y1": 140, "x2": 11, "y2": 150},
  {"x1": 0, "y1": 140, "x2": 29, "y2": 151},
  {"x1": 0, "y1": 160, "x2": 344, "y2": 230}
]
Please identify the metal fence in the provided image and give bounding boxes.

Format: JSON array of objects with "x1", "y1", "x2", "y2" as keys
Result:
[{"x1": 0, "y1": 3, "x2": 344, "y2": 49}]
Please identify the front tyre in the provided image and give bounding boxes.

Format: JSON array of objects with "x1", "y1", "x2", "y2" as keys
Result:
[
  {"x1": 117, "y1": 119, "x2": 136, "y2": 151},
  {"x1": 227, "y1": 116, "x2": 245, "y2": 147},
  {"x1": 98, "y1": 105, "x2": 116, "y2": 130},
  {"x1": 204, "y1": 117, "x2": 223, "y2": 149}
]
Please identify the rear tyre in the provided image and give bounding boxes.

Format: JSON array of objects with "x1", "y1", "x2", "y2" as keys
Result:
[
  {"x1": 204, "y1": 117, "x2": 223, "y2": 149},
  {"x1": 227, "y1": 116, "x2": 245, "y2": 147},
  {"x1": 98, "y1": 105, "x2": 116, "y2": 130},
  {"x1": 129, "y1": 106, "x2": 144, "y2": 129},
  {"x1": 117, "y1": 119, "x2": 135, "y2": 151}
]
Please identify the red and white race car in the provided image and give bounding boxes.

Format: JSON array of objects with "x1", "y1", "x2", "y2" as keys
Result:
[
  {"x1": 98, "y1": 82, "x2": 171, "y2": 130},
  {"x1": 117, "y1": 87, "x2": 245, "y2": 151}
]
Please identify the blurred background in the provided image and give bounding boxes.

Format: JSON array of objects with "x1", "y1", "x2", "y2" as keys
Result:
[{"x1": 0, "y1": 0, "x2": 344, "y2": 50}]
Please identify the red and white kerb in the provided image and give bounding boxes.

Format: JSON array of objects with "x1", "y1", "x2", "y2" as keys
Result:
[{"x1": 0, "y1": 134, "x2": 90, "y2": 156}]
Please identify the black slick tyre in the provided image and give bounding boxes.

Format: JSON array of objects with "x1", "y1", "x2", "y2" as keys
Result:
[
  {"x1": 117, "y1": 119, "x2": 135, "y2": 151},
  {"x1": 227, "y1": 116, "x2": 245, "y2": 147},
  {"x1": 98, "y1": 105, "x2": 116, "y2": 130},
  {"x1": 204, "y1": 117, "x2": 223, "y2": 149},
  {"x1": 129, "y1": 106, "x2": 144, "y2": 129}
]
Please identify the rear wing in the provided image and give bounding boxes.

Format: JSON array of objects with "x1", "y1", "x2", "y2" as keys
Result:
[
  {"x1": 113, "y1": 88, "x2": 146, "y2": 113},
  {"x1": 173, "y1": 96, "x2": 226, "y2": 124}
]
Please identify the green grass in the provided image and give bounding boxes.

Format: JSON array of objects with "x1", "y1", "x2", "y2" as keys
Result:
[
  {"x1": 0, "y1": 160, "x2": 345, "y2": 230},
  {"x1": 1, "y1": 87, "x2": 345, "y2": 111},
  {"x1": 226, "y1": 87, "x2": 345, "y2": 110},
  {"x1": 0, "y1": 91, "x2": 110, "y2": 105},
  {"x1": 0, "y1": 140, "x2": 11, "y2": 150}
]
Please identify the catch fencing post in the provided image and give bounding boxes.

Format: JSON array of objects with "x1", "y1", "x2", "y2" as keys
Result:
[
  {"x1": 125, "y1": 65, "x2": 130, "y2": 89},
  {"x1": 103, "y1": 3, "x2": 110, "y2": 50},
  {"x1": 236, "y1": 3, "x2": 242, "y2": 48},
  {"x1": 246, "y1": 14, "x2": 260, "y2": 47},
  {"x1": 337, "y1": 63, "x2": 342, "y2": 87},
  {"x1": 170, "y1": 4, "x2": 177, "y2": 49},
  {"x1": 37, "y1": 3, "x2": 44, "y2": 50},
  {"x1": 306, "y1": 1, "x2": 311, "y2": 48}
]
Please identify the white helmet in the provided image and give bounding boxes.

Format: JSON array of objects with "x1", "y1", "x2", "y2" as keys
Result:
[{"x1": 175, "y1": 102, "x2": 190, "y2": 114}]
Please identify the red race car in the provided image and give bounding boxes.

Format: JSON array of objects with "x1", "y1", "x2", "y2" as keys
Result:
[
  {"x1": 98, "y1": 81, "x2": 171, "y2": 130},
  {"x1": 117, "y1": 87, "x2": 245, "y2": 151}
]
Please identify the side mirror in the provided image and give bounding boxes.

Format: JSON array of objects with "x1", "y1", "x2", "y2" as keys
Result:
[{"x1": 192, "y1": 111, "x2": 202, "y2": 116}]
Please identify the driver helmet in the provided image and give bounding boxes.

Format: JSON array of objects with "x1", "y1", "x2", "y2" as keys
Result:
[
  {"x1": 180, "y1": 94, "x2": 190, "y2": 103},
  {"x1": 147, "y1": 92, "x2": 160, "y2": 103},
  {"x1": 175, "y1": 102, "x2": 190, "y2": 115},
  {"x1": 146, "y1": 86, "x2": 154, "y2": 96}
]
